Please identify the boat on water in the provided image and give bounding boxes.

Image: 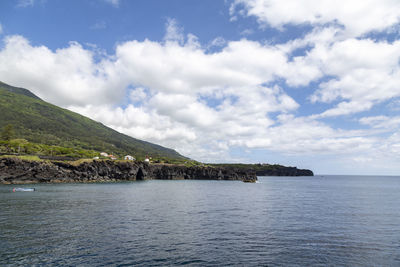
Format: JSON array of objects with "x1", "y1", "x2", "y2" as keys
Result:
[
  {"x1": 12, "y1": 188, "x2": 35, "y2": 192},
  {"x1": 242, "y1": 179, "x2": 256, "y2": 183}
]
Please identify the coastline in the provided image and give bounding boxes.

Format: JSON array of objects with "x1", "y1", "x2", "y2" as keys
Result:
[{"x1": 0, "y1": 157, "x2": 257, "y2": 184}]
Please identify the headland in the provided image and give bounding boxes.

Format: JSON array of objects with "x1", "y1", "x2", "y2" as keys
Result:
[{"x1": 0, "y1": 157, "x2": 257, "y2": 184}]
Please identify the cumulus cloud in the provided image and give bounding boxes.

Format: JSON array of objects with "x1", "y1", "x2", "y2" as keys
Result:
[
  {"x1": 0, "y1": 35, "x2": 124, "y2": 107},
  {"x1": 256, "y1": 115, "x2": 375, "y2": 154},
  {"x1": 231, "y1": 0, "x2": 400, "y2": 37},
  {"x1": 0, "y1": 33, "x2": 302, "y2": 157},
  {"x1": 275, "y1": 25, "x2": 400, "y2": 118},
  {"x1": 306, "y1": 39, "x2": 400, "y2": 117}
]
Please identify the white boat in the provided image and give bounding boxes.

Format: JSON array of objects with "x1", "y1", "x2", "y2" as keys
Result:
[{"x1": 12, "y1": 188, "x2": 35, "y2": 192}]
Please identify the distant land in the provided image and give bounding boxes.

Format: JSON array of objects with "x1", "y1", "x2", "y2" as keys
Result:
[
  {"x1": 209, "y1": 163, "x2": 313, "y2": 176},
  {"x1": 0, "y1": 81, "x2": 313, "y2": 181}
]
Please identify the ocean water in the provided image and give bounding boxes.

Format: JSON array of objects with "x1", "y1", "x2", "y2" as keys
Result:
[{"x1": 1, "y1": 175, "x2": 400, "y2": 266}]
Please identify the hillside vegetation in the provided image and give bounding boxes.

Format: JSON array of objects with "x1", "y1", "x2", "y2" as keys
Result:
[
  {"x1": 0, "y1": 81, "x2": 186, "y2": 161},
  {"x1": 0, "y1": 138, "x2": 98, "y2": 159}
]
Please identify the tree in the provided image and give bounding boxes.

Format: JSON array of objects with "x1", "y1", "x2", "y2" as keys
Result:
[{"x1": 1, "y1": 124, "x2": 14, "y2": 141}]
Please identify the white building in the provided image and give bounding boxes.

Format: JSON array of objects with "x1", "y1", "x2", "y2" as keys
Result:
[
  {"x1": 124, "y1": 155, "x2": 135, "y2": 161},
  {"x1": 100, "y1": 152, "x2": 108, "y2": 157}
]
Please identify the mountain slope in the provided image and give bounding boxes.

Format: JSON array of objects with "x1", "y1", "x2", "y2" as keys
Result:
[
  {"x1": 0, "y1": 81, "x2": 41, "y2": 100},
  {"x1": 0, "y1": 81, "x2": 186, "y2": 160}
]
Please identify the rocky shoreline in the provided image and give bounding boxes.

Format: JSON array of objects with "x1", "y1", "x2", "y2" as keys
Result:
[
  {"x1": 0, "y1": 157, "x2": 257, "y2": 184},
  {"x1": 255, "y1": 167, "x2": 313, "y2": 176}
]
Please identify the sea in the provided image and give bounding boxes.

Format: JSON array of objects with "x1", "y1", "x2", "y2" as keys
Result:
[{"x1": 1, "y1": 175, "x2": 399, "y2": 266}]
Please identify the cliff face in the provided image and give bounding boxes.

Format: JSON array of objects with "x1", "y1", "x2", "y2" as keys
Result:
[
  {"x1": 255, "y1": 167, "x2": 313, "y2": 176},
  {"x1": 209, "y1": 163, "x2": 314, "y2": 176},
  {"x1": 0, "y1": 158, "x2": 257, "y2": 184}
]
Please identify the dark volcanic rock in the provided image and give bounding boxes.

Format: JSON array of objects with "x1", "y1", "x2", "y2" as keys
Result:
[
  {"x1": 255, "y1": 167, "x2": 313, "y2": 176},
  {"x1": 0, "y1": 158, "x2": 257, "y2": 184}
]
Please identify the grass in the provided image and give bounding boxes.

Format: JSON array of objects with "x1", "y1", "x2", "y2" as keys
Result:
[
  {"x1": 0, "y1": 155, "x2": 43, "y2": 161},
  {"x1": 0, "y1": 139, "x2": 99, "y2": 158}
]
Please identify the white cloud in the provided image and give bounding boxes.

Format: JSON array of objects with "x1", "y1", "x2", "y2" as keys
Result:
[
  {"x1": 129, "y1": 87, "x2": 148, "y2": 103},
  {"x1": 274, "y1": 26, "x2": 400, "y2": 118},
  {"x1": 312, "y1": 101, "x2": 373, "y2": 118},
  {"x1": 0, "y1": 35, "x2": 124, "y2": 106},
  {"x1": 258, "y1": 115, "x2": 375, "y2": 154},
  {"x1": 112, "y1": 37, "x2": 303, "y2": 96},
  {"x1": 90, "y1": 21, "x2": 106, "y2": 30},
  {"x1": 208, "y1": 37, "x2": 226, "y2": 49},
  {"x1": 388, "y1": 99, "x2": 400, "y2": 111},
  {"x1": 240, "y1": 29, "x2": 254, "y2": 36},
  {"x1": 17, "y1": 0, "x2": 34, "y2": 8},
  {"x1": 306, "y1": 38, "x2": 400, "y2": 117},
  {"x1": 231, "y1": 0, "x2": 400, "y2": 37},
  {"x1": 360, "y1": 116, "x2": 400, "y2": 129},
  {"x1": 104, "y1": 0, "x2": 119, "y2": 7},
  {"x1": 164, "y1": 18, "x2": 184, "y2": 44},
  {"x1": 0, "y1": 24, "x2": 3, "y2": 35}
]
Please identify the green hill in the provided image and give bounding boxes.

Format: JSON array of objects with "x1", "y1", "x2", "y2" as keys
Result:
[{"x1": 0, "y1": 81, "x2": 186, "y2": 161}]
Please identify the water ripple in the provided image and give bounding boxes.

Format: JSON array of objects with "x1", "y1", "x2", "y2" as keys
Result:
[{"x1": 1, "y1": 176, "x2": 400, "y2": 266}]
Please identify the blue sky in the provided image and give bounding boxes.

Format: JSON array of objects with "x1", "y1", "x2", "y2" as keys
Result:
[
  {"x1": 1, "y1": 0, "x2": 246, "y2": 51},
  {"x1": 1, "y1": 0, "x2": 400, "y2": 175}
]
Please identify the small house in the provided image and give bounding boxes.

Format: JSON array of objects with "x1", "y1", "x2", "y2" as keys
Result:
[
  {"x1": 124, "y1": 155, "x2": 135, "y2": 161},
  {"x1": 100, "y1": 152, "x2": 108, "y2": 157},
  {"x1": 108, "y1": 155, "x2": 117, "y2": 160},
  {"x1": 93, "y1": 156, "x2": 99, "y2": 160}
]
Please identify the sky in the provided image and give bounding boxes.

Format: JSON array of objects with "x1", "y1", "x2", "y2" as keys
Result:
[{"x1": 1, "y1": 0, "x2": 400, "y2": 175}]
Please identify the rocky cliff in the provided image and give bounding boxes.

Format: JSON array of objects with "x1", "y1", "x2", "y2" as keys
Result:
[
  {"x1": 255, "y1": 167, "x2": 313, "y2": 176},
  {"x1": 210, "y1": 163, "x2": 314, "y2": 176},
  {"x1": 0, "y1": 157, "x2": 257, "y2": 184}
]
